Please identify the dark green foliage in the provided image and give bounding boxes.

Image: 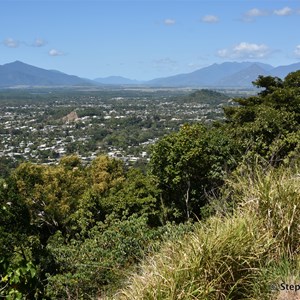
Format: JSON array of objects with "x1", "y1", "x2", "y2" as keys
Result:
[
  {"x1": 99, "y1": 168, "x2": 161, "y2": 225},
  {"x1": 0, "y1": 157, "x2": 18, "y2": 178},
  {"x1": 45, "y1": 214, "x2": 169, "y2": 299},
  {"x1": 45, "y1": 214, "x2": 195, "y2": 299},
  {"x1": 0, "y1": 178, "x2": 45, "y2": 299},
  {"x1": 179, "y1": 89, "x2": 230, "y2": 105},
  {"x1": 224, "y1": 70, "x2": 300, "y2": 164},
  {"x1": 0, "y1": 178, "x2": 30, "y2": 256},
  {"x1": 253, "y1": 75, "x2": 283, "y2": 96},
  {"x1": 150, "y1": 123, "x2": 238, "y2": 222}
]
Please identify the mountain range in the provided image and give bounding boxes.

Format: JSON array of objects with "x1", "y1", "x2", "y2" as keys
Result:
[
  {"x1": 146, "y1": 62, "x2": 300, "y2": 87},
  {"x1": 1, "y1": 60, "x2": 300, "y2": 88},
  {"x1": 0, "y1": 61, "x2": 90, "y2": 87}
]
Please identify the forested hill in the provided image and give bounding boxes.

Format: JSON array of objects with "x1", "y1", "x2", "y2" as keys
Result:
[
  {"x1": 180, "y1": 89, "x2": 230, "y2": 104},
  {"x1": 1, "y1": 71, "x2": 300, "y2": 299}
]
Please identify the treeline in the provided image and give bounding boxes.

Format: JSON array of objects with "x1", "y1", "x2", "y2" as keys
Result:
[{"x1": 1, "y1": 71, "x2": 300, "y2": 299}]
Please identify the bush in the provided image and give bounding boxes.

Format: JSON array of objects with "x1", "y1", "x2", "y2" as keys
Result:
[
  {"x1": 46, "y1": 214, "x2": 169, "y2": 299},
  {"x1": 115, "y1": 163, "x2": 300, "y2": 300},
  {"x1": 116, "y1": 213, "x2": 274, "y2": 300}
]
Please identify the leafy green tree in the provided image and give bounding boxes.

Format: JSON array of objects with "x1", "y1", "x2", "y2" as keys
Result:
[
  {"x1": 224, "y1": 70, "x2": 300, "y2": 164},
  {"x1": 88, "y1": 155, "x2": 125, "y2": 194},
  {"x1": 253, "y1": 75, "x2": 283, "y2": 97},
  {"x1": 0, "y1": 178, "x2": 44, "y2": 299},
  {"x1": 150, "y1": 123, "x2": 237, "y2": 222},
  {"x1": 68, "y1": 155, "x2": 128, "y2": 233},
  {"x1": 99, "y1": 168, "x2": 161, "y2": 225},
  {"x1": 11, "y1": 156, "x2": 88, "y2": 235}
]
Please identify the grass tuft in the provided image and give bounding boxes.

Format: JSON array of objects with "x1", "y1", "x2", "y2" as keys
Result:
[
  {"x1": 115, "y1": 214, "x2": 273, "y2": 299},
  {"x1": 113, "y1": 163, "x2": 300, "y2": 299}
]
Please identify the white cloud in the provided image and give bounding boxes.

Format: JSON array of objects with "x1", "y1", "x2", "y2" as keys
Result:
[
  {"x1": 274, "y1": 7, "x2": 293, "y2": 16},
  {"x1": 32, "y1": 38, "x2": 47, "y2": 47},
  {"x1": 2, "y1": 37, "x2": 48, "y2": 48},
  {"x1": 246, "y1": 8, "x2": 266, "y2": 17},
  {"x1": 3, "y1": 38, "x2": 20, "y2": 48},
  {"x1": 217, "y1": 49, "x2": 229, "y2": 58},
  {"x1": 294, "y1": 45, "x2": 300, "y2": 57},
  {"x1": 49, "y1": 49, "x2": 64, "y2": 56},
  {"x1": 217, "y1": 42, "x2": 270, "y2": 59},
  {"x1": 242, "y1": 8, "x2": 268, "y2": 22},
  {"x1": 201, "y1": 15, "x2": 219, "y2": 23},
  {"x1": 164, "y1": 19, "x2": 176, "y2": 25}
]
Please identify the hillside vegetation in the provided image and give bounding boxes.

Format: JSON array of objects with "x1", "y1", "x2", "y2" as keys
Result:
[
  {"x1": 1, "y1": 71, "x2": 300, "y2": 299},
  {"x1": 116, "y1": 164, "x2": 300, "y2": 300}
]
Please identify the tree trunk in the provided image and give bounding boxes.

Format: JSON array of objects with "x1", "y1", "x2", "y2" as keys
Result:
[{"x1": 185, "y1": 179, "x2": 191, "y2": 220}]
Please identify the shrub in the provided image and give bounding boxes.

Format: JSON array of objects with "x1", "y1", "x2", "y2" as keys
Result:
[{"x1": 116, "y1": 213, "x2": 274, "y2": 300}]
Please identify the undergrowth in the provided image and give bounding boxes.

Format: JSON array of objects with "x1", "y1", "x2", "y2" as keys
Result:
[{"x1": 113, "y1": 163, "x2": 300, "y2": 300}]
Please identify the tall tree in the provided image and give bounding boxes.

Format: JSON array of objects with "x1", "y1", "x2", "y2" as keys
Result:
[
  {"x1": 224, "y1": 70, "x2": 300, "y2": 164},
  {"x1": 150, "y1": 124, "x2": 237, "y2": 221}
]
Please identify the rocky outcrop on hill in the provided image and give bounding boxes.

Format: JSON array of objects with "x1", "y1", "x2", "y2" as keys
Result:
[{"x1": 62, "y1": 111, "x2": 79, "y2": 123}]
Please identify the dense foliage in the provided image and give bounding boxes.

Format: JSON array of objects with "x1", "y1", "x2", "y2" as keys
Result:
[
  {"x1": 117, "y1": 163, "x2": 300, "y2": 300},
  {"x1": 1, "y1": 71, "x2": 300, "y2": 298}
]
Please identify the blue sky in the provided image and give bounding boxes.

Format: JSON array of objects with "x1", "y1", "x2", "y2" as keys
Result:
[{"x1": 1, "y1": 0, "x2": 300, "y2": 80}]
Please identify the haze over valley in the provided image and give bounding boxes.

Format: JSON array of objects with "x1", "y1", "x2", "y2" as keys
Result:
[{"x1": 1, "y1": 60, "x2": 300, "y2": 88}]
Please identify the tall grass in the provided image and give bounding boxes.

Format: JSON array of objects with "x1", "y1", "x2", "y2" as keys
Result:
[
  {"x1": 115, "y1": 215, "x2": 274, "y2": 299},
  {"x1": 113, "y1": 163, "x2": 300, "y2": 300},
  {"x1": 229, "y1": 163, "x2": 300, "y2": 257}
]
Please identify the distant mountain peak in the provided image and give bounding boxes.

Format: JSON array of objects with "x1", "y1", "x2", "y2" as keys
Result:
[
  {"x1": 146, "y1": 61, "x2": 299, "y2": 87},
  {"x1": 11, "y1": 60, "x2": 23, "y2": 64},
  {"x1": 5, "y1": 60, "x2": 30, "y2": 67},
  {"x1": 94, "y1": 76, "x2": 142, "y2": 85},
  {"x1": 0, "y1": 61, "x2": 92, "y2": 87}
]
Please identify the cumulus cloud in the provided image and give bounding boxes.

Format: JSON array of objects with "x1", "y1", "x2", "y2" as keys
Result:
[
  {"x1": 274, "y1": 7, "x2": 293, "y2": 16},
  {"x1": 32, "y1": 38, "x2": 47, "y2": 47},
  {"x1": 164, "y1": 18, "x2": 176, "y2": 25},
  {"x1": 217, "y1": 49, "x2": 230, "y2": 58},
  {"x1": 294, "y1": 45, "x2": 300, "y2": 57},
  {"x1": 246, "y1": 8, "x2": 266, "y2": 17},
  {"x1": 201, "y1": 15, "x2": 219, "y2": 23},
  {"x1": 3, "y1": 38, "x2": 20, "y2": 48},
  {"x1": 48, "y1": 49, "x2": 64, "y2": 56},
  {"x1": 242, "y1": 8, "x2": 268, "y2": 21},
  {"x1": 2, "y1": 37, "x2": 48, "y2": 48},
  {"x1": 217, "y1": 42, "x2": 270, "y2": 59}
]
